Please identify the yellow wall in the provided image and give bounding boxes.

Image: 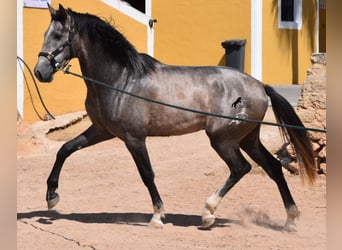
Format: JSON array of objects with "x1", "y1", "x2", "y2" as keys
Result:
[
  {"x1": 22, "y1": 0, "x2": 147, "y2": 122},
  {"x1": 153, "y1": 0, "x2": 251, "y2": 72},
  {"x1": 262, "y1": 0, "x2": 317, "y2": 84},
  {"x1": 22, "y1": 0, "x2": 318, "y2": 122},
  {"x1": 153, "y1": 0, "x2": 316, "y2": 85}
]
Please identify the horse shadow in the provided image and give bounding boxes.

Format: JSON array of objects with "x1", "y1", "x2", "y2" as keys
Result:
[
  {"x1": 17, "y1": 210, "x2": 240, "y2": 229},
  {"x1": 17, "y1": 209, "x2": 285, "y2": 231}
]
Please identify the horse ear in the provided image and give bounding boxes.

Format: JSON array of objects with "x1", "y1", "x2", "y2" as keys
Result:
[
  {"x1": 58, "y1": 4, "x2": 66, "y2": 14},
  {"x1": 58, "y1": 4, "x2": 70, "y2": 20},
  {"x1": 47, "y1": 3, "x2": 56, "y2": 17}
]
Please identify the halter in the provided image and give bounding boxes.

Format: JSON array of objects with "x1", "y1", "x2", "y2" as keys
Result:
[{"x1": 38, "y1": 25, "x2": 75, "y2": 71}]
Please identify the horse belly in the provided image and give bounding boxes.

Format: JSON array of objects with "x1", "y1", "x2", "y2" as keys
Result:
[{"x1": 147, "y1": 111, "x2": 206, "y2": 136}]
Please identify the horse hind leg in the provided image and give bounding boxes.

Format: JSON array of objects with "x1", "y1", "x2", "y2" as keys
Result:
[
  {"x1": 202, "y1": 134, "x2": 251, "y2": 228},
  {"x1": 240, "y1": 127, "x2": 299, "y2": 231}
]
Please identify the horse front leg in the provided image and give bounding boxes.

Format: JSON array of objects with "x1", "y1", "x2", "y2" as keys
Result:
[
  {"x1": 46, "y1": 125, "x2": 114, "y2": 209},
  {"x1": 124, "y1": 135, "x2": 164, "y2": 228}
]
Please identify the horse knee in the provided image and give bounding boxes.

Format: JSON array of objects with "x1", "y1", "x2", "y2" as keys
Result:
[
  {"x1": 57, "y1": 139, "x2": 84, "y2": 160},
  {"x1": 56, "y1": 143, "x2": 73, "y2": 160}
]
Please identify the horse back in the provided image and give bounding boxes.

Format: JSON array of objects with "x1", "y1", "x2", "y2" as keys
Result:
[{"x1": 133, "y1": 65, "x2": 268, "y2": 137}]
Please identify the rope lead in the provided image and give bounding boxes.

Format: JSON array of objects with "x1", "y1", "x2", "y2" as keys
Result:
[
  {"x1": 17, "y1": 56, "x2": 55, "y2": 120},
  {"x1": 63, "y1": 65, "x2": 326, "y2": 133}
]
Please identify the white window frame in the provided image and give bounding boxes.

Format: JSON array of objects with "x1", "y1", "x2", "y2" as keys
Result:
[
  {"x1": 23, "y1": 0, "x2": 51, "y2": 9},
  {"x1": 278, "y1": 0, "x2": 302, "y2": 30},
  {"x1": 102, "y1": 0, "x2": 154, "y2": 56}
]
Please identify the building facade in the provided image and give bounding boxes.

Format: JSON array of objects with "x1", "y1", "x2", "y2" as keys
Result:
[{"x1": 18, "y1": 0, "x2": 325, "y2": 122}]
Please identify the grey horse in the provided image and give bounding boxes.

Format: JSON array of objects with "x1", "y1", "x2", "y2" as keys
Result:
[{"x1": 34, "y1": 4, "x2": 316, "y2": 230}]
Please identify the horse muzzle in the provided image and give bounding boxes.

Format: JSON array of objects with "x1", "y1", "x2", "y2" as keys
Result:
[{"x1": 34, "y1": 59, "x2": 55, "y2": 83}]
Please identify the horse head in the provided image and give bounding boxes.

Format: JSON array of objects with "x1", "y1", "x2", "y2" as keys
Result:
[{"x1": 34, "y1": 4, "x2": 76, "y2": 82}]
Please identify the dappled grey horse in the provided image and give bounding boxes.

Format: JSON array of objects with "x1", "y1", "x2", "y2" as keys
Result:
[{"x1": 34, "y1": 4, "x2": 316, "y2": 230}]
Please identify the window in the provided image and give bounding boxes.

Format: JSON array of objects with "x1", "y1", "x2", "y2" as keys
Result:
[
  {"x1": 278, "y1": 0, "x2": 302, "y2": 30},
  {"x1": 123, "y1": 0, "x2": 145, "y2": 13},
  {"x1": 23, "y1": 0, "x2": 51, "y2": 8},
  {"x1": 281, "y1": 0, "x2": 294, "y2": 21}
]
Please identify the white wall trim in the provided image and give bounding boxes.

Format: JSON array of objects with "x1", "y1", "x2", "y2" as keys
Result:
[
  {"x1": 145, "y1": 0, "x2": 154, "y2": 56},
  {"x1": 101, "y1": 0, "x2": 154, "y2": 56},
  {"x1": 145, "y1": 0, "x2": 152, "y2": 19},
  {"x1": 251, "y1": 0, "x2": 262, "y2": 81},
  {"x1": 316, "y1": 0, "x2": 319, "y2": 53},
  {"x1": 17, "y1": 0, "x2": 24, "y2": 118}
]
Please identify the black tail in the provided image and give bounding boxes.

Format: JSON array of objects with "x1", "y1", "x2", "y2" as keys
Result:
[{"x1": 264, "y1": 85, "x2": 316, "y2": 184}]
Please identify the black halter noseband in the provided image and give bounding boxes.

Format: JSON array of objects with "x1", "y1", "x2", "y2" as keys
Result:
[{"x1": 38, "y1": 25, "x2": 75, "y2": 71}]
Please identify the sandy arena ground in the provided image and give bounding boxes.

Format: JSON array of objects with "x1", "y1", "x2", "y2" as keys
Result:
[{"x1": 17, "y1": 109, "x2": 326, "y2": 249}]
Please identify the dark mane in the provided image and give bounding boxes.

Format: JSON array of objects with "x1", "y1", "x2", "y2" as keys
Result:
[{"x1": 63, "y1": 8, "x2": 158, "y2": 76}]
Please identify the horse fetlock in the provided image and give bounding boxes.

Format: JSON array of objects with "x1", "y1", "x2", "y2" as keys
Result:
[
  {"x1": 287, "y1": 205, "x2": 300, "y2": 218},
  {"x1": 201, "y1": 193, "x2": 222, "y2": 228},
  {"x1": 205, "y1": 193, "x2": 222, "y2": 213}
]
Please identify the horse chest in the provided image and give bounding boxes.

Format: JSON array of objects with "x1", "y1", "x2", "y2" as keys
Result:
[
  {"x1": 85, "y1": 95, "x2": 138, "y2": 138},
  {"x1": 85, "y1": 95, "x2": 118, "y2": 124}
]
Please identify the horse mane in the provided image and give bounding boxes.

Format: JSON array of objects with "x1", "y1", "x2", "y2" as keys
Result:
[{"x1": 58, "y1": 8, "x2": 158, "y2": 77}]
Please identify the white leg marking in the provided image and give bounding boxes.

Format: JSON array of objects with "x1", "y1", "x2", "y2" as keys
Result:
[
  {"x1": 202, "y1": 192, "x2": 222, "y2": 228},
  {"x1": 149, "y1": 206, "x2": 165, "y2": 229}
]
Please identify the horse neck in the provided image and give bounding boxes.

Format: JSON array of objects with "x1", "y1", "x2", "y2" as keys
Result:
[{"x1": 76, "y1": 34, "x2": 129, "y2": 88}]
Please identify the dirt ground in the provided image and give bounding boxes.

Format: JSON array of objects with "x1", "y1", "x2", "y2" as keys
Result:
[{"x1": 17, "y1": 109, "x2": 326, "y2": 250}]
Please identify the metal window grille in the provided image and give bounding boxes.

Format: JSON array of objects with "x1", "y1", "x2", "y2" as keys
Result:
[{"x1": 281, "y1": 0, "x2": 294, "y2": 21}]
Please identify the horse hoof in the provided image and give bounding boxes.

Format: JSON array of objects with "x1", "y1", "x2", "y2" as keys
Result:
[
  {"x1": 202, "y1": 213, "x2": 215, "y2": 228},
  {"x1": 47, "y1": 193, "x2": 60, "y2": 210},
  {"x1": 284, "y1": 222, "x2": 297, "y2": 232},
  {"x1": 284, "y1": 205, "x2": 299, "y2": 232},
  {"x1": 148, "y1": 218, "x2": 163, "y2": 229},
  {"x1": 148, "y1": 213, "x2": 164, "y2": 229}
]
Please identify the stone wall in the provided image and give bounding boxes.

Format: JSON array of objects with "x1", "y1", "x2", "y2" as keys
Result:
[{"x1": 278, "y1": 53, "x2": 326, "y2": 175}]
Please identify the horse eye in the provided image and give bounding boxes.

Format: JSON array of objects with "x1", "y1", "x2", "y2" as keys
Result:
[{"x1": 53, "y1": 33, "x2": 62, "y2": 40}]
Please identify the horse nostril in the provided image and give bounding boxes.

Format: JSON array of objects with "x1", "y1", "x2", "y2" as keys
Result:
[{"x1": 35, "y1": 69, "x2": 43, "y2": 80}]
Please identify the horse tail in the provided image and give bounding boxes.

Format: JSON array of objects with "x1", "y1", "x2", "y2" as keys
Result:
[{"x1": 264, "y1": 85, "x2": 316, "y2": 184}]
